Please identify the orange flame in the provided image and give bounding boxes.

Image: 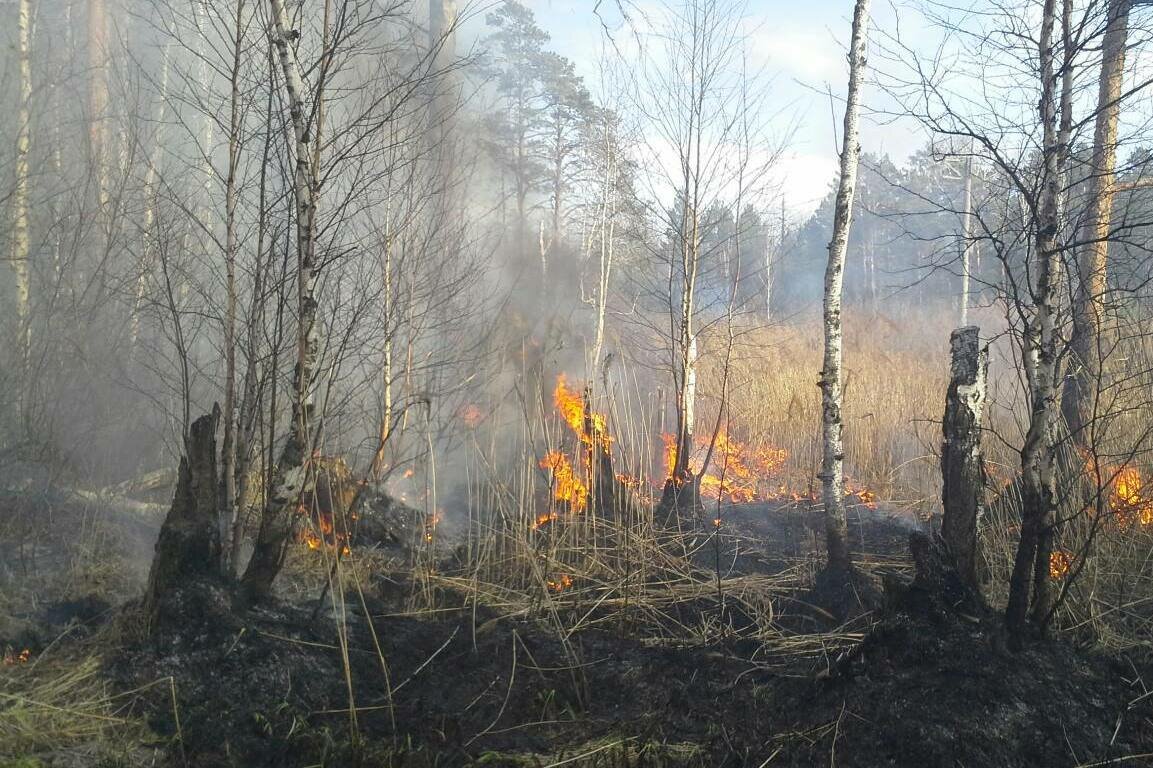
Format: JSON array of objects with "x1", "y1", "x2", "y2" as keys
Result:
[
  {"x1": 661, "y1": 433, "x2": 679, "y2": 482},
  {"x1": 539, "y1": 450, "x2": 588, "y2": 513},
  {"x1": 1111, "y1": 466, "x2": 1153, "y2": 527},
  {"x1": 659, "y1": 430, "x2": 877, "y2": 507},
  {"x1": 533, "y1": 511, "x2": 559, "y2": 530},
  {"x1": 698, "y1": 431, "x2": 789, "y2": 503},
  {"x1": 2, "y1": 648, "x2": 30, "y2": 665},
  {"x1": 1049, "y1": 549, "x2": 1073, "y2": 580},
  {"x1": 425, "y1": 509, "x2": 443, "y2": 543},
  {"x1": 1082, "y1": 454, "x2": 1153, "y2": 528},
  {"x1": 554, "y1": 375, "x2": 610, "y2": 451},
  {"x1": 547, "y1": 574, "x2": 573, "y2": 593}
]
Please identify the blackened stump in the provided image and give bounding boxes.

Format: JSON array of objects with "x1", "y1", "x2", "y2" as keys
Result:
[
  {"x1": 940, "y1": 326, "x2": 988, "y2": 593},
  {"x1": 143, "y1": 409, "x2": 222, "y2": 630}
]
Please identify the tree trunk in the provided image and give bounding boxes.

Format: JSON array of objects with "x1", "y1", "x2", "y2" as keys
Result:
[
  {"x1": 819, "y1": 0, "x2": 870, "y2": 575},
  {"x1": 144, "y1": 410, "x2": 222, "y2": 630},
  {"x1": 220, "y1": 0, "x2": 246, "y2": 569},
  {"x1": 940, "y1": 326, "x2": 988, "y2": 592},
  {"x1": 130, "y1": 40, "x2": 172, "y2": 357},
  {"x1": 229, "y1": 42, "x2": 279, "y2": 574},
  {"x1": 1062, "y1": 0, "x2": 1131, "y2": 446},
  {"x1": 1006, "y1": 0, "x2": 1065, "y2": 637},
  {"x1": 960, "y1": 153, "x2": 974, "y2": 327},
  {"x1": 429, "y1": 0, "x2": 457, "y2": 60},
  {"x1": 10, "y1": 0, "x2": 32, "y2": 362},
  {"x1": 239, "y1": 0, "x2": 322, "y2": 603},
  {"x1": 88, "y1": 0, "x2": 108, "y2": 207}
]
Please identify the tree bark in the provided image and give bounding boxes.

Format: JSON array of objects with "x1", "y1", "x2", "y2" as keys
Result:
[
  {"x1": 144, "y1": 410, "x2": 222, "y2": 629},
  {"x1": 1062, "y1": 0, "x2": 1131, "y2": 446},
  {"x1": 960, "y1": 153, "x2": 974, "y2": 327},
  {"x1": 941, "y1": 326, "x2": 988, "y2": 592},
  {"x1": 220, "y1": 0, "x2": 246, "y2": 570},
  {"x1": 819, "y1": 0, "x2": 870, "y2": 575},
  {"x1": 10, "y1": 0, "x2": 32, "y2": 362},
  {"x1": 88, "y1": 0, "x2": 108, "y2": 207},
  {"x1": 239, "y1": 0, "x2": 322, "y2": 603},
  {"x1": 129, "y1": 40, "x2": 172, "y2": 357},
  {"x1": 1006, "y1": 0, "x2": 1065, "y2": 637}
]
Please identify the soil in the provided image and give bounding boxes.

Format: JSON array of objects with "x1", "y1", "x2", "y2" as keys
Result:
[{"x1": 5, "y1": 494, "x2": 1153, "y2": 767}]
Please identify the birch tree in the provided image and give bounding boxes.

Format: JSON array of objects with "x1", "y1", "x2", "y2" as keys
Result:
[
  {"x1": 819, "y1": 0, "x2": 870, "y2": 577},
  {"x1": 10, "y1": 0, "x2": 32, "y2": 362},
  {"x1": 1005, "y1": 0, "x2": 1072, "y2": 636},
  {"x1": 88, "y1": 0, "x2": 109, "y2": 207},
  {"x1": 239, "y1": 0, "x2": 323, "y2": 602}
]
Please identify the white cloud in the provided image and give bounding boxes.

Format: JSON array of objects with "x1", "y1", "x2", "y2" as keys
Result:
[{"x1": 748, "y1": 24, "x2": 844, "y2": 87}]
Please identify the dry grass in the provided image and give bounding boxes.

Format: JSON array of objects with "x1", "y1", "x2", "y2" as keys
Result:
[
  {"x1": 0, "y1": 651, "x2": 157, "y2": 765},
  {"x1": 696, "y1": 309, "x2": 959, "y2": 515},
  {"x1": 438, "y1": 301, "x2": 1153, "y2": 651}
]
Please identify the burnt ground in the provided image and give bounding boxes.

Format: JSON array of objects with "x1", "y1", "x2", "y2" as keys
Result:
[{"x1": 3, "y1": 496, "x2": 1153, "y2": 767}]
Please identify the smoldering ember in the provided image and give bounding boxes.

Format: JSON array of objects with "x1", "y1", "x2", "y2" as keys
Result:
[{"x1": 3, "y1": 0, "x2": 1153, "y2": 765}]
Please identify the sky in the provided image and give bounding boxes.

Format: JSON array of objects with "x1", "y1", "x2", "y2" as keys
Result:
[{"x1": 517, "y1": 0, "x2": 930, "y2": 217}]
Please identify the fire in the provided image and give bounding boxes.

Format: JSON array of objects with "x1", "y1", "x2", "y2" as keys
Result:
[
  {"x1": 459, "y1": 403, "x2": 483, "y2": 428},
  {"x1": 539, "y1": 450, "x2": 588, "y2": 513},
  {"x1": 1049, "y1": 549, "x2": 1073, "y2": 580},
  {"x1": 661, "y1": 433, "x2": 679, "y2": 482},
  {"x1": 1081, "y1": 453, "x2": 1153, "y2": 528},
  {"x1": 2, "y1": 648, "x2": 30, "y2": 665},
  {"x1": 615, "y1": 473, "x2": 642, "y2": 490},
  {"x1": 659, "y1": 430, "x2": 877, "y2": 507},
  {"x1": 424, "y1": 509, "x2": 443, "y2": 543},
  {"x1": 403, "y1": 467, "x2": 415, "y2": 479},
  {"x1": 845, "y1": 478, "x2": 879, "y2": 510},
  {"x1": 546, "y1": 574, "x2": 573, "y2": 593},
  {"x1": 535, "y1": 375, "x2": 611, "y2": 523},
  {"x1": 1110, "y1": 466, "x2": 1153, "y2": 526},
  {"x1": 299, "y1": 502, "x2": 349, "y2": 554},
  {"x1": 533, "y1": 511, "x2": 559, "y2": 530},
  {"x1": 554, "y1": 375, "x2": 611, "y2": 451},
  {"x1": 698, "y1": 430, "x2": 789, "y2": 503}
]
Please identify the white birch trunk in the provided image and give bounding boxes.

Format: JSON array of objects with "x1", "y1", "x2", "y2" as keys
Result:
[
  {"x1": 130, "y1": 41, "x2": 172, "y2": 355},
  {"x1": 819, "y1": 0, "x2": 870, "y2": 575},
  {"x1": 88, "y1": 0, "x2": 109, "y2": 208},
  {"x1": 1006, "y1": 0, "x2": 1066, "y2": 635},
  {"x1": 10, "y1": 0, "x2": 32, "y2": 361},
  {"x1": 240, "y1": 0, "x2": 322, "y2": 600},
  {"x1": 221, "y1": 0, "x2": 246, "y2": 568},
  {"x1": 960, "y1": 153, "x2": 973, "y2": 327}
]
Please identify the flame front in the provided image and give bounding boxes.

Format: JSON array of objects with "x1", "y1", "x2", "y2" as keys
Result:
[
  {"x1": 539, "y1": 450, "x2": 588, "y2": 513},
  {"x1": 658, "y1": 429, "x2": 876, "y2": 507},
  {"x1": 1111, "y1": 466, "x2": 1153, "y2": 526},
  {"x1": 554, "y1": 375, "x2": 611, "y2": 451},
  {"x1": 1082, "y1": 454, "x2": 1153, "y2": 528},
  {"x1": 535, "y1": 375, "x2": 610, "y2": 523},
  {"x1": 697, "y1": 430, "x2": 789, "y2": 503}
]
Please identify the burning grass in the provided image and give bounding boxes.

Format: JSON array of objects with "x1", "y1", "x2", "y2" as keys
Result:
[{"x1": 6, "y1": 308, "x2": 1153, "y2": 766}]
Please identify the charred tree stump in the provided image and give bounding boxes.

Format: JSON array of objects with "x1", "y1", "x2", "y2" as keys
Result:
[
  {"x1": 940, "y1": 326, "x2": 988, "y2": 594},
  {"x1": 656, "y1": 474, "x2": 702, "y2": 528},
  {"x1": 143, "y1": 409, "x2": 222, "y2": 631}
]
